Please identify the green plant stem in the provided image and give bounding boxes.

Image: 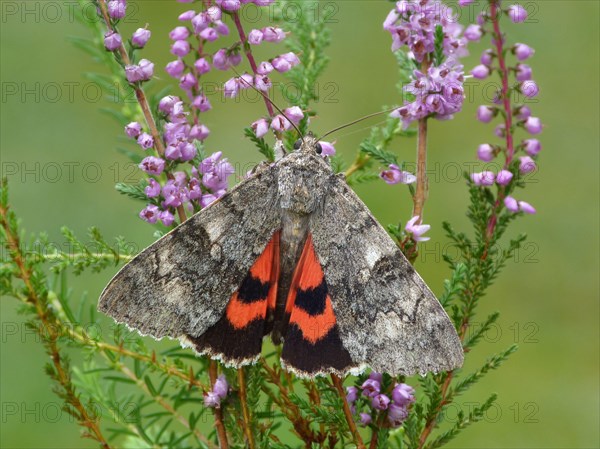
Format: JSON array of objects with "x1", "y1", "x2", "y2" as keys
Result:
[
  {"x1": 209, "y1": 361, "x2": 230, "y2": 449},
  {"x1": 0, "y1": 203, "x2": 111, "y2": 449},
  {"x1": 331, "y1": 374, "x2": 366, "y2": 449},
  {"x1": 237, "y1": 368, "x2": 256, "y2": 449},
  {"x1": 96, "y1": 0, "x2": 187, "y2": 224}
]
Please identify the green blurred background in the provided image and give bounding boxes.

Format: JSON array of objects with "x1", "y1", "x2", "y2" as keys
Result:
[{"x1": 1, "y1": 1, "x2": 598, "y2": 448}]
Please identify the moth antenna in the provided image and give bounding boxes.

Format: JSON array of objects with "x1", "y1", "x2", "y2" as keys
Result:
[
  {"x1": 319, "y1": 108, "x2": 398, "y2": 141},
  {"x1": 230, "y1": 67, "x2": 305, "y2": 140}
]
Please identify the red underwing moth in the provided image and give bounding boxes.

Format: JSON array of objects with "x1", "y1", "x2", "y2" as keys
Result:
[{"x1": 99, "y1": 133, "x2": 463, "y2": 377}]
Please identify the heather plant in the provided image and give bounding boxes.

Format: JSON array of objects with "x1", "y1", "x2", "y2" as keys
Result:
[{"x1": 1, "y1": 0, "x2": 542, "y2": 448}]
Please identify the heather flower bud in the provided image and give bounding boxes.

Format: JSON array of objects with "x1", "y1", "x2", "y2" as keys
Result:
[
  {"x1": 519, "y1": 201, "x2": 536, "y2": 214},
  {"x1": 516, "y1": 105, "x2": 531, "y2": 120},
  {"x1": 137, "y1": 132, "x2": 154, "y2": 150},
  {"x1": 140, "y1": 156, "x2": 165, "y2": 175},
  {"x1": 520, "y1": 80, "x2": 539, "y2": 98},
  {"x1": 477, "y1": 143, "x2": 494, "y2": 162},
  {"x1": 201, "y1": 194, "x2": 218, "y2": 209},
  {"x1": 262, "y1": 26, "x2": 286, "y2": 42},
  {"x1": 392, "y1": 383, "x2": 415, "y2": 406},
  {"x1": 471, "y1": 64, "x2": 490, "y2": 79},
  {"x1": 388, "y1": 403, "x2": 409, "y2": 427},
  {"x1": 212, "y1": 49, "x2": 230, "y2": 71},
  {"x1": 471, "y1": 171, "x2": 495, "y2": 186},
  {"x1": 371, "y1": 394, "x2": 391, "y2": 411},
  {"x1": 190, "y1": 124, "x2": 210, "y2": 141},
  {"x1": 204, "y1": 391, "x2": 221, "y2": 408},
  {"x1": 523, "y1": 139, "x2": 541, "y2": 156},
  {"x1": 504, "y1": 195, "x2": 519, "y2": 212},
  {"x1": 104, "y1": 31, "x2": 122, "y2": 51},
  {"x1": 252, "y1": 118, "x2": 270, "y2": 138},
  {"x1": 107, "y1": 0, "x2": 126, "y2": 19},
  {"x1": 158, "y1": 210, "x2": 175, "y2": 227},
  {"x1": 319, "y1": 141, "x2": 336, "y2": 156},
  {"x1": 508, "y1": 4, "x2": 528, "y2": 23},
  {"x1": 224, "y1": 77, "x2": 240, "y2": 98},
  {"x1": 195, "y1": 58, "x2": 211, "y2": 74},
  {"x1": 171, "y1": 40, "x2": 191, "y2": 57},
  {"x1": 219, "y1": 0, "x2": 241, "y2": 11},
  {"x1": 477, "y1": 106, "x2": 495, "y2": 123},
  {"x1": 139, "y1": 205, "x2": 159, "y2": 224},
  {"x1": 346, "y1": 386, "x2": 359, "y2": 403},
  {"x1": 257, "y1": 61, "x2": 274, "y2": 75},
  {"x1": 132, "y1": 28, "x2": 151, "y2": 48},
  {"x1": 254, "y1": 75, "x2": 272, "y2": 92},
  {"x1": 458, "y1": 0, "x2": 474, "y2": 5},
  {"x1": 138, "y1": 59, "x2": 154, "y2": 80},
  {"x1": 159, "y1": 95, "x2": 179, "y2": 114},
  {"x1": 271, "y1": 115, "x2": 292, "y2": 132},
  {"x1": 169, "y1": 26, "x2": 190, "y2": 41},
  {"x1": 514, "y1": 43, "x2": 535, "y2": 61},
  {"x1": 361, "y1": 379, "x2": 380, "y2": 397},
  {"x1": 214, "y1": 20, "x2": 229, "y2": 36},
  {"x1": 464, "y1": 24, "x2": 482, "y2": 42},
  {"x1": 284, "y1": 106, "x2": 304, "y2": 124},
  {"x1": 359, "y1": 413, "x2": 372, "y2": 427},
  {"x1": 481, "y1": 49, "x2": 494, "y2": 65},
  {"x1": 166, "y1": 59, "x2": 185, "y2": 78},
  {"x1": 524, "y1": 116, "x2": 542, "y2": 134},
  {"x1": 516, "y1": 64, "x2": 532, "y2": 81},
  {"x1": 178, "y1": 10, "x2": 196, "y2": 21},
  {"x1": 496, "y1": 170, "x2": 514, "y2": 186},
  {"x1": 125, "y1": 122, "x2": 142, "y2": 138},
  {"x1": 248, "y1": 29, "x2": 264, "y2": 45},
  {"x1": 519, "y1": 156, "x2": 536, "y2": 174},
  {"x1": 200, "y1": 27, "x2": 219, "y2": 42},
  {"x1": 206, "y1": 6, "x2": 222, "y2": 22},
  {"x1": 193, "y1": 95, "x2": 212, "y2": 112},
  {"x1": 180, "y1": 73, "x2": 197, "y2": 90},
  {"x1": 380, "y1": 164, "x2": 416, "y2": 185}
]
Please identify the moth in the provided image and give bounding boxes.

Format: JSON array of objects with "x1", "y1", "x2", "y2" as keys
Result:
[{"x1": 99, "y1": 133, "x2": 463, "y2": 377}]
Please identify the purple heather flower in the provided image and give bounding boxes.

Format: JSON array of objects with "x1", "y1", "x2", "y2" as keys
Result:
[
  {"x1": 104, "y1": 31, "x2": 122, "y2": 51},
  {"x1": 481, "y1": 49, "x2": 494, "y2": 66},
  {"x1": 139, "y1": 204, "x2": 159, "y2": 224},
  {"x1": 369, "y1": 372, "x2": 383, "y2": 383},
  {"x1": 271, "y1": 115, "x2": 292, "y2": 132},
  {"x1": 262, "y1": 26, "x2": 286, "y2": 42},
  {"x1": 254, "y1": 75, "x2": 272, "y2": 92},
  {"x1": 199, "y1": 27, "x2": 219, "y2": 42},
  {"x1": 212, "y1": 49, "x2": 230, "y2": 70},
  {"x1": 193, "y1": 95, "x2": 212, "y2": 112},
  {"x1": 272, "y1": 57, "x2": 293, "y2": 73},
  {"x1": 496, "y1": 170, "x2": 514, "y2": 186},
  {"x1": 125, "y1": 121, "x2": 142, "y2": 138},
  {"x1": 284, "y1": 106, "x2": 304, "y2": 124},
  {"x1": 214, "y1": 20, "x2": 229, "y2": 36},
  {"x1": 464, "y1": 24, "x2": 482, "y2": 42},
  {"x1": 361, "y1": 379, "x2": 380, "y2": 397},
  {"x1": 524, "y1": 116, "x2": 543, "y2": 134},
  {"x1": 252, "y1": 118, "x2": 270, "y2": 138},
  {"x1": 516, "y1": 105, "x2": 532, "y2": 120},
  {"x1": 519, "y1": 201, "x2": 536, "y2": 214},
  {"x1": 201, "y1": 193, "x2": 218, "y2": 208},
  {"x1": 180, "y1": 73, "x2": 197, "y2": 90},
  {"x1": 140, "y1": 156, "x2": 165, "y2": 175},
  {"x1": 213, "y1": 375, "x2": 229, "y2": 399},
  {"x1": 514, "y1": 43, "x2": 535, "y2": 61},
  {"x1": 178, "y1": 10, "x2": 196, "y2": 21},
  {"x1": 192, "y1": 12, "x2": 210, "y2": 33},
  {"x1": 523, "y1": 139, "x2": 542, "y2": 156},
  {"x1": 516, "y1": 64, "x2": 532, "y2": 81},
  {"x1": 521, "y1": 80, "x2": 539, "y2": 98},
  {"x1": 248, "y1": 29, "x2": 264, "y2": 45},
  {"x1": 471, "y1": 64, "x2": 490, "y2": 79},
  {"x1": 508, "y1": 4, "x2": 528, "y2": 23},
  {"x1": 519, "y1": 156, "x2": 536, "y2": 174},
  {"x1": 137, "y1": 132, "x2": 154, "y2": 150},
  {"x1": 346, "y1": 386, "x2": 359, "y2": 403},
  {"x1": 495, "y1": 124, "x2": 506, "y2": 138},
  {"x1": 471, "y1": 171, "x2": 496, "y2": 186},
  {"x1": 138, "y1": 59, "x2": 154, "y2": 79},
  {"x1": 392, "y1": 383, "x2": 415, "y2": 406},
  {"x1": 224, "y1": 77, "x2": 240, "y2": 98},
  {"x1": 257, "y1": 61, "x2": 274, "y2": 75},
  {"x1": 171, "y1": 40, "x2": 191, "y2": 57},
  {"x1": 388, "y1": 403, "x2": 409, "y2": 427},
  {"x1": 405, "y1": 216, "x2": 430, "y2": 242},
  {"x1": 162, "y1": 180, "x2": 188, "y2": 208},
  {"x1": 218, "y1": 0, "x2": 241, "y2": 12},
  {"x1": 169, "y1": 26, "x2": 190, "y2": 41},
  {"x1": 359, "y1": 413, "x2": 372, "y2": 427},
  {"x1": 158, "y1": 210, "x2": 175, "y2": 227},
  {"x1": 107, "y1": 0, "x2": 126, "y2": 19},
  {"x1": 458, "y1": 0, "x2": 475, "y2": 5},
  {"x1": 166, "y1": 59, "x2": 185, "y2": 78},
  {"x1": 504, "y1": 195, "x2": 519, "y2": 212},
  {"x1": 145, "y1": 178, "x2": 161, "y2": 198},
  {"x1": 204, "y1": 391, "x2": 221, "y2": 408},
  {"x1": 319, "y1": 141, "x2": 336, "y2": 156},
  {"x1": 159, "y1": 95, "x2": 179, "y2": 114},
  {"x1": 190, "y1": 124, "x2": 210, "y2": 141},
  {"x1": 132, "y1": 28, "x2": 151, "y2": 48},
  {"x1": 195, "y1": 58, "x2": 211, "y2": 74},
  {"x1": 380, "y1": 164, "x2": 417, "y2": 185},
  {"x1": 477, "y1": 143, "x2": 495, "y2": 162},
  {"x1": 477, "y1": 105, "x2": 495, "y2": 123},
  {"x1": 372, "y1": 394, "x2": 391, "y2": 411}
]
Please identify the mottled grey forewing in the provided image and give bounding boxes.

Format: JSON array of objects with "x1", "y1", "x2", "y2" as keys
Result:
[
  {"x1": 98, "y1": 165, "x2": 281, "y2": 341},
  {"x1": 309, "y1": 175, "x2": 463, "y2": 376}
]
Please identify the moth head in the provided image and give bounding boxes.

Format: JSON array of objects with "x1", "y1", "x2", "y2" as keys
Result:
[{"x1": 293, "y1": 131, "x2": 322, "y2": 155}]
